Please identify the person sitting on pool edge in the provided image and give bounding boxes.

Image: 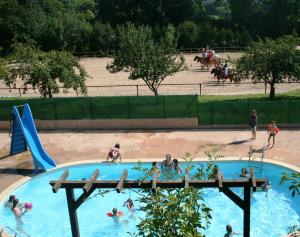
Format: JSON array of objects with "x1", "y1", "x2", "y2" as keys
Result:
[
  {"x1": 161, "y1": 154, "x2": 172, "y2": 171},
  {"x1": 172, "y1": 159, "x2": 183, "y2": 174},
  {"x1": 107, "y1": 143, "x2": 122, "y2": 163}
]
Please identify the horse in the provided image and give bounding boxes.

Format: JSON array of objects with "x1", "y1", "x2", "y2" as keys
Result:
[
  {"x1": 210, "y1": 66, "x2": 235, "y2": 83},
  {"x1": 194, "y1": 56, "x2": 220, "y2": 70}
]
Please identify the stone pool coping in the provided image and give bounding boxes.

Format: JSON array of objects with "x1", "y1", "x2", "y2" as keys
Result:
[{"x1": 1, "y1": 156, "x2": 299, "y2": 203}]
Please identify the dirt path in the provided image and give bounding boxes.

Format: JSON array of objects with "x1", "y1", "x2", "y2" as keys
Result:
[{"x1": 1, "y1": 52, "x2": 299, "y2": 97}]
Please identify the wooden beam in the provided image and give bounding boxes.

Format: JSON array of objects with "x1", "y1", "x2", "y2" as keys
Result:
[
  {"x1": 75, "y1": 186, "x2": 96, "y2": 210},
  {"x1": 52, "y1": 169, "x2": 69, "y2": 193},
  {"x1": 65, "y1": 188, "x2": 80, "y2": 237},
  {"x1": 216, "y1": 168, "x2": 223, "y2": 190},
  {"x1": 250, "y1": 168, "x2": 257, "y2": 191},
  {"x1": 243, "y1": 184, "x2": 251, "y2": 237},
  {"x1": 184, "y1": 168, "x2": 189, "y2": 188},
  {"x1": 50, "y1": 179, "x2": 267, "y2": 189},
  {"x1": 83, "y1": 169, "x2": 99, "y2": 193},
  {"x1": 116, "y1": 169, "x2": 128, "y2": 193},
  {"x1": 222, "y1": 187, "x2": 244, "y2": 210},
  {"x1": 152, "y1": 171, "x2": 157, "y2": 193}
]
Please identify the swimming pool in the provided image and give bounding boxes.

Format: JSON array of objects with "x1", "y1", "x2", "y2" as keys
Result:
[{"x1": 0, "y1": 161, "x2": 299, "y2": 237}]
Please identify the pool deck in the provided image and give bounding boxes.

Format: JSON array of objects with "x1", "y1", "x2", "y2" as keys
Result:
[{"x1": 0, "y1": 129, "x2": 300, "y2": 193}]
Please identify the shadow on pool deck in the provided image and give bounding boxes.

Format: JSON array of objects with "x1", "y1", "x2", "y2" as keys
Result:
[
  {"x1": 228, "y1": 139, "x2": 252, "y2": 145},
  {"x1": 0, "y1": 168, "x2": 35, "y2": 176}
]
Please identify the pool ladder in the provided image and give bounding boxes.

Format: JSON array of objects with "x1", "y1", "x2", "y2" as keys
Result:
[
  {"x1": 248, "y1": 144, "x2": 265, "y2": 173},
  {"x1": 0, "y1": 226, "x2": 31, "y2": 237}
]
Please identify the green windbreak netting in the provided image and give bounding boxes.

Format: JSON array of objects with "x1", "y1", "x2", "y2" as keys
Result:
[
  {"x1": 211, "y1": 101, "x2": 249, "y2": 125},
  {"x1": 197, "y1": 103, "x2": 212, "y2": 125},
  {"x1": 0, "y1": 95, "x2": 198, "y2": 121},
  {"x1": 248, "y1": 100, "x2": 289, "y2": 124},
  {"x1": 165, "y1": 95, "x2": 197, "y2": 118},
  {"x1": 128, "y1": 96, "x2": 165, "y2": 118},
  {"x1": 91, "y1": 97, "x2": 129, "y2": 119},
  {"x1": 198, "y1": 99, "x2": 298, "y2": 125},
  {"x1": 198, "y1": 101, "x2": 248, "y2": 125},
  {"x1": 290, "y1": 100, "x2": 300, "y2": 123}
]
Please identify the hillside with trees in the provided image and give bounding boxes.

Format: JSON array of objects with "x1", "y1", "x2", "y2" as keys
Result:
[{"x1": 0, "y1": 0, "x2": 299, "y2": 55}]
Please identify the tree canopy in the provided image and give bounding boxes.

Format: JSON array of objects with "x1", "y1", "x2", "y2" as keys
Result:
[
  {"x1": 0, "y1": 0, "x2": 299, "y2": 55},
  {"x1": 107, "y1": 24, "x2": 186, "y2": 95},
  {"x1": 131, "y1": 152, "x2": 217, "y2": 237},
  {"x1": 1, "y1": 44, "x2": 88, "y2": 98},
  {"x1": 234, "y1": 35, "x2": 300, "y2": 98}
]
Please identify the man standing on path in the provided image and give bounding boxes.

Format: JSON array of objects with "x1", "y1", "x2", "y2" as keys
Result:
[{"x1": 249, "y1": 110, "x2": 258, "y2": 140}]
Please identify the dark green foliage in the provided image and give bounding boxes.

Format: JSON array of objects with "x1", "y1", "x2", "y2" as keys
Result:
[
  {"x1": 280, "y1": 172, "x2": 300, "y2": 197},
  {"x1": 1, "y1": 0, "x2": 298, "y2": 54},
  {"x1": 107, "y1": 24, "x2": 186, "y2": 95},
  {"x1": 131, "y1": 153, "x2": 217, "y2": 237},
  {"x1": 1, "y1": 44, "x2": 88, "y2": 98},
  {"x1": 235, "y1": 35, "x2": 300, "y2": 98}
]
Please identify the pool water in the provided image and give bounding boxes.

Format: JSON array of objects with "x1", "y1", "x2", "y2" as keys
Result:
[{"x1": 0, "y1": 161, "x2": 299, "y2": 237}]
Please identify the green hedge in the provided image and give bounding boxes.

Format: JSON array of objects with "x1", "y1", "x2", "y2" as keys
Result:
[{"x1": 0, "y1": 95, "x2": 198, "y2": 121}]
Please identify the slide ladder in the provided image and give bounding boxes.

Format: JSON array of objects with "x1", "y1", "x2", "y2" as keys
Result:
[
  {"x1": 10, "y1": 104, "x2": 56, "y2": 172},
  {"x1": 10, "y1": 106, "x2": 27, "y2": 155}
]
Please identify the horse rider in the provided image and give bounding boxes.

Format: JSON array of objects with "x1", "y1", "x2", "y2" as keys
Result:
[{"x1": 222, "y1": 61, "x2": 228, "y2": 77}]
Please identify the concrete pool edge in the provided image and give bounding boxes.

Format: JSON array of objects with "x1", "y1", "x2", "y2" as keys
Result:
[
  {"x1": 0, "y1": 157, "x2": 299, "y2": 237},
  {"x1": 1, "y1": 156, "x2": 299, "y2": 203}
]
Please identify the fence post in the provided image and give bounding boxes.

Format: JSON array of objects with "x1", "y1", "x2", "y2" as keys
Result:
[
  {"x1": 89, "y1": 98, "x2": 93, "y2": 119},
  {"x1": 196, "y1": 95, "x2": 199, "y2": 126},
  {"x1": 53, "y1": 100, "x2": 57, "y2": 120},
  {"x1": 247, "y1": 99, "x2": 250, "y2": 116},
  {"x1": 18, "y1": 88, "x2": 21, "y2": 98},
  {"x1": 210, "y1": 102, "x2": 214, "y2": 125},
  {"x1": 163, "y1": 96, "x2": 166, "y2": 118},
  {"x1": 136, "y1": 85, "x2": 139, "y2": 96},
  {"x1": 199, "y1": 83, "x2": 202, "y2": 95},
  {"x1": 288, "y1": 98, "x2": 291, "y2": 125},
  {"x1": 127, "y1": 96, "x2": 130, "y2": 119}
]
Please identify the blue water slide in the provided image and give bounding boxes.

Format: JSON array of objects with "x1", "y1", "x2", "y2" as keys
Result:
[{"x1": 12, "y1": 103, "x2": 56, "y2": 171}]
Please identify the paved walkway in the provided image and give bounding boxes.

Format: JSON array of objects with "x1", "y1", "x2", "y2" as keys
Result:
[{"x1": 0, "y1": 129, "x2": 299, "y2": 192}]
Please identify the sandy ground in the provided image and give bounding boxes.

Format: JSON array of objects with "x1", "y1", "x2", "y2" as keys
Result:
[
  {"x1": 1, "y1": 129, "x2": 300, "y2": 192},
  {"x1": 1, "y1": 52, "x2": 300, "y2": 97}
]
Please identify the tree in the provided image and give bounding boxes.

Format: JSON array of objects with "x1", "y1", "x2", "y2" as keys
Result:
[
  {"x1": 0, "y1": 58, "x2": 7, "y2": 79},
  {"x1": 177, "y1": 21, "x2": 199, "y2": 48},
  {"x1": 1, "y1": 44, "x2": 88, "y2": 98},
  {"x1": 107, "y1": 24, "x2": 186, "y2": 96},
  {"x1": 280, "y1": 172, "x2": 300, "y2": 235},
  {"x1": 280, "y1": 172, "x2": 300, "y2": 197},
  {"x1": 234, "y1": 35, "x2": 300, "y2": 99},
  {"x1": 131, "y1": 152, "x2": 217, "y2": 237}
]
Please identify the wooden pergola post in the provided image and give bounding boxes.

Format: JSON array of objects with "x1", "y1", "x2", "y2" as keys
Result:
[
  {"x1": 66, "y1": 188, "x2": 80, "y2": 237},
  {"x1": 50, "y1": 167, "x2": 266, "y2": 237}
]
